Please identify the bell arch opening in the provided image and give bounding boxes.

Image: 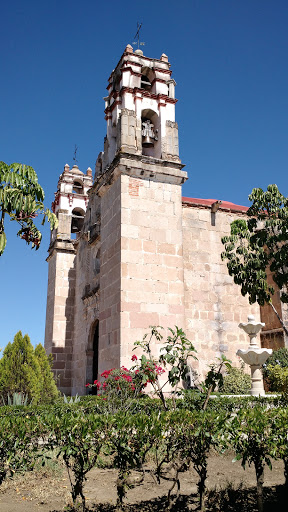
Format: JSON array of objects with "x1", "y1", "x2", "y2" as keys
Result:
[
  {"x1": 72, "y1": 180, "x2": 84, "y2": 194},
  {"x1": 71, "y1": 207, "x2": 85, "y2": 238},
  {"x1": 140, "y1": 66, "x2": 154, "y2": 92},
  {"x1": 141, "y1": 109, "x2": 160, "y2": 158}
]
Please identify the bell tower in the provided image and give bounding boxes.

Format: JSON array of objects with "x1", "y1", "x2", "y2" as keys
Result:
[
  {"x1": 94, "y1": 45, "x2": 188, "y2": 376},
  {"x1": 44, "y1": 164, "x2": 93, "y2": 394},
  {"x1": 97, "y1": 45, "x2": 180, "y2": 174}
]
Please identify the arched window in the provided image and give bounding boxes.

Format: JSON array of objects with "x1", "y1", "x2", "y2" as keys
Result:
[
  {"x1": 140, "y1": 67, "x2": 153, "y2": 92},
  {"x1": 71, "y1": 208, "x2": 85, "y2": 235},
  {"x1": 72, "y1": 180, "x2": 84, "y2": 194}
]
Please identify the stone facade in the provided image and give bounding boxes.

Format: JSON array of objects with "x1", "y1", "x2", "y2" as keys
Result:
[{"x1": 44, "y1": 46, "x2": 287, "y2": 395}]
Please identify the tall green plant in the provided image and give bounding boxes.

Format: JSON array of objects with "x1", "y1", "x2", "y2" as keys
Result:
[
  {"x1": 34, "y1": 344, "x2": 59, "y2": 403},
  {"x1": 133, "y1": 326, "x2": 197, "y2": 409},
  {"x1": 228, "y1": 407, "x2": 274, "y2": 512},
  {"x1": 271, "y1": 408, "x2": 288, "y2": 490},
  {"x1": 46, "y1": 410, "x2": 108, "y2": 511},
  {"x1": 0, "y1": 332, "x2": 42, "y2": 403},
  {"x1": 108, "y1": 412, "x2": 158, "y2": 508},
  {"x1": 157, "y1": 410, "x2": 227, "y2": 511},
  {"x1": 0, "y1": 332, "x2": 58, "y2": 404}
]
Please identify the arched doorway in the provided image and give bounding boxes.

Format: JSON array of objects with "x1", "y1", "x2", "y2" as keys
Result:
[
  {"x1": 92, "y1": 322, "x2": 99, "y2": 394},
  {"x1": 86, "y1": 320, "x2": 99, "y2": 394}
]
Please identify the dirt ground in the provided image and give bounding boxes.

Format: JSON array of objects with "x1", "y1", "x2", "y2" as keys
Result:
[{"x1": 0, "y1": 454, "x2": 286, "y2": 511}]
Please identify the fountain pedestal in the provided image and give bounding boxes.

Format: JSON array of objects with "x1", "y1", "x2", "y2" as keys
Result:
[{"x1": 237, "y1": 315, "x2": 272, "y2": 396}]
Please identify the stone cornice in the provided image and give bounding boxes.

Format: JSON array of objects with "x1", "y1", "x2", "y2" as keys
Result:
[
  {"x1": 46, "y1": 239, "x2": 76, "y2": 261},
  {"x1": 92, "y1": 153, "x2": 187, "y2": 197}
]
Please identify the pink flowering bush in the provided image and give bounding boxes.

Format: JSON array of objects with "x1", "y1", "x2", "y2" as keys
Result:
[
  {"x1": 86, "y1": 326, "x2": 196, "y2": 411},
  {"x1": 86, "y1": 359, "x2": 166, "y2": 407},
  {"x1": 86, "y1": 367, "x2": 137, "y2": 401}
]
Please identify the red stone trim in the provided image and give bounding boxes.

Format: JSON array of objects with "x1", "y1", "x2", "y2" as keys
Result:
[
  {"x1": 153, "y1": 67, "x2": 172, "y2": 75},
  {"x1": 124, "y1": 60, "x2": 142, "y2": 68},
  {"x1": 182, "y1": 197, "x2": 249, "y2": 214},
  {"x1": 151, "y1": 77, "x2": 167, "y2": 86},
  {"x1": 121, "y1": 66, "x2": 141, "y2": 77}
]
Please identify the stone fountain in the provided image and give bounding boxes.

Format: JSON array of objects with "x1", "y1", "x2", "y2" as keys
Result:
[{"x1": 237, "y1": 315, "x2": 272, "y2": 396}]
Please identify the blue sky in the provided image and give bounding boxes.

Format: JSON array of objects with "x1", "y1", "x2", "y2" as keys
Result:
[{"x1": 1, "y1": 0, "x2": 287, "y2": 349}]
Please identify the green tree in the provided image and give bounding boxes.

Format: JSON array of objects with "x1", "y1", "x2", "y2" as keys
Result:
[
  {"x1": 0, "y1": 332, "x2": 58, "y2": 404},
  {"x1": 0, "y1": 161, "x2": 57, "y2": 255},
  {"x1": 221, "y1": 184, "x2": 288, "y2": 336},
  {"x1": 34, "y1": 344, "x2": 59, "y2": 403},
  {"x1": 228, "y1": 406, "x2": 275, "y2": 512}
]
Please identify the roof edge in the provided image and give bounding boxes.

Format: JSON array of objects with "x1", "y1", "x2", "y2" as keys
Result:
[{"x1": 182, "y1": 197, "x2": 249, "y2": 214}]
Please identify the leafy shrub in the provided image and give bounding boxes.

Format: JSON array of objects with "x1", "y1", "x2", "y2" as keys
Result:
[
  {"x1": 266, "y1": 364, "x2": 288, "y2": 394},
  {"x1": 227, "y1": 406, "x2": 276, "y2": 512},
  {"x1": 0, "y1": 331, "x2": 59, "y2": 404},
  {"x1": 218, "y1": 365, "x2": 251, "y2": 395},
  {"x1": 0, "y1": 413, "x2": 40, "y2": 486},
  {"x1": 262, "y1": 347, "x2": 288, "y2": 390}
]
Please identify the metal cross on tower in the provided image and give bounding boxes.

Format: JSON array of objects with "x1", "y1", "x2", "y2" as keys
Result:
[
  {"x1": 73, "y1": 144, "x2": 79, "y2": 165},
  {"x1": 133, "y1": 22, "x2": 145, "y2": 50}
]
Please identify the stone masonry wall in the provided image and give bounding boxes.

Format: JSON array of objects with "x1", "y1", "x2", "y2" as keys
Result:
[
  {"x1": 182, "y1": 204, "x2": 260, "y2": 380},
  {"x1": 98, "y1": 178, "x2": 121, "y2": 376},
  {"x1": 44, "y1": 249, "x2": 76, "y2": 394},
  {"x1": 119, "y1": 175, "x2": 185, "y2": 371},
  {"x1": 71, "y1": 238, "x2": 100, "y2": 395}
]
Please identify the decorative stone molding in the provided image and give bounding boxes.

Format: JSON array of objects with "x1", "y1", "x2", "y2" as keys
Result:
[{"x1": 82, "y1": 286, "x2": 100, "y2": 309}]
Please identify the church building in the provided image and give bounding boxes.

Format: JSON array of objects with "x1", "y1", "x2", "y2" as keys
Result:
[{"x1": 44, "y1": 46, "x2": 286, "y2": 395}]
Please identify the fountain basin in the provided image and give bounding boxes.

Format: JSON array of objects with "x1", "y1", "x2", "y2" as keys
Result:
[{"x1": 236, "y1": 348, "x2": 272, "y2": 367}]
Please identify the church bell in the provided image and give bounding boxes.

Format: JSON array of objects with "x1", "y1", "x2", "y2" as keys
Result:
[{"x1": 142, "y1": 134, "x2": 154, "y2": 148}]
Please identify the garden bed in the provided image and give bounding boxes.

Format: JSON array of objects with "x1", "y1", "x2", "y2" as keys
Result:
[{"x1": 0, "y1": 454, "x2": 286, "y2": 511}]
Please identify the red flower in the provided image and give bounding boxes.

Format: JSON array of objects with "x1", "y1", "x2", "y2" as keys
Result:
[
  {"x1": 93, "y1": 380, "x2": 101, "y2": 389},
  {"x1": 101, "y1": 368, "x2": 115, "y2": 379},
  {"x1": 155, "y1": 365, "x2": 165, "y2": 375},
  {"x1": 131, "y1": 354, "x2": 137, "y2": 361}
]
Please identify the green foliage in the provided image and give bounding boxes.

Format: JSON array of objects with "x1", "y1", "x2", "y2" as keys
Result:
[
  {"x1": 265, "y1": 364, "x2": 288, "y2": 394},
  {"x1": 270, "y1": 408, "x2": 288, "y2": 489},
  {"x1": 262, "y1": 347, "x2": 288, "y2": 382},
  {"x1": 159, "y1": 326, "x2": 197, "y2": 386},
  {"x1": 155, "y1": 409, "x2": 228, "y2": 511},
  {"x1": 63, "y1": 393, "x2": 81, "y2": 404},
  {"x1": 221, "y1": 185, "x2": 288, "y2": 333},
  {"x1": 45, "y1": 410, "x2": 108, "y2": 511},
  {"x1": 1, "y1": 399, "x2": 288, "y2": 510},
  {"x1": 0, "y1": 161, "x2": 57, "y2": 255},
  {"x1": 0, "y1": 413, "x2": 39, "y2": 486},
  {"x1": 107, "y1": 412, "x2": 158, "y2": 506},
  {"x1": 133, "y1": 325, "x2": 197, "y2": 409},
  {"x1": 228, "y1": 406, "x2": 276, "y2": 512},
  {"x1": 34, "y1": 343, "x2": 59, "y2": 403},
  {"x1": 5, "y1": 392, "x2": 29, "y2": 406},
  {"x1": 0, "y1": 332, "x2": 58, "y2": 404},
  {"x1": 201, "y1": 355, "x2": 232, "y2": 410},
  {"x1": 218, "y1": 364, "x2": 251, "y2": 395}
]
